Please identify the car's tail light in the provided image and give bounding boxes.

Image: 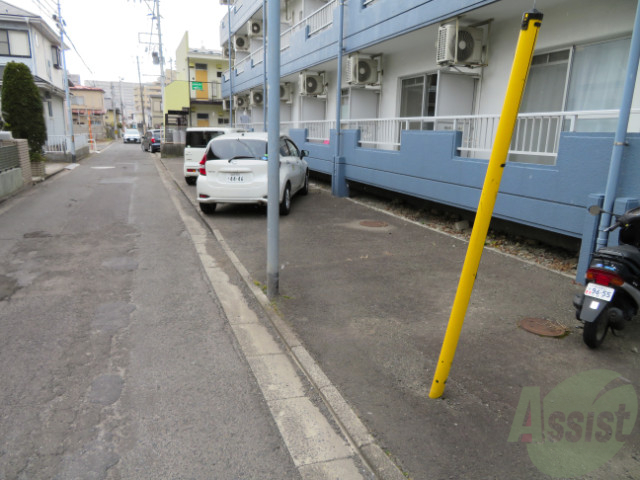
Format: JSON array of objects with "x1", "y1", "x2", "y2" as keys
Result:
[
  {"x1": 151, "y1": 138, "x2": 155, "y2": 144},
  {"x1": 199, "y1": 154, "x2": 207, "y2": 176},
  {"x1": 586, "y1": 268, "x2": 624, "y2": 287}
]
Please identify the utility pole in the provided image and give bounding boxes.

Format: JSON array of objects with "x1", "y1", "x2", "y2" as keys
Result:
[
  {"x1": 110, "y1": 82, "x2": 117, "y2": 137},
  {"x1": 137, "y1": 56, "x2": 147, "y2": 132},
  {"x1": 155, "y1": 0, "x2": 166, "y2": 133},
  {"x1": 228, "y1": 1, "x2": 233, "y2": 127},
  {"x1": 57, "y1": 1, "x2": 76, "y2": 162},
  {"x1": 119, "y1": 78, "x2": 125, "y2": 127}
]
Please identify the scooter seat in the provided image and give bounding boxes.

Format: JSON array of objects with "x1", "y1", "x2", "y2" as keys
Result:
[{"x1": 596, "y1": 245, "x2": 640, "y2": 270}]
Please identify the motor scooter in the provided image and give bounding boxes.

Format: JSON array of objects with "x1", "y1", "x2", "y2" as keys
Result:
[{"x1": 573, "y1": 205, "x2": 640, "y2": 348}]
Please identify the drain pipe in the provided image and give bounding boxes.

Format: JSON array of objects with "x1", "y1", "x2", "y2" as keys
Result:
[
  {"x1": 596, "y1": 2, "x2": 640, "y2": 249},
  {"x1": 332, "y1": 0, "x2": 348, "y2": 196}
]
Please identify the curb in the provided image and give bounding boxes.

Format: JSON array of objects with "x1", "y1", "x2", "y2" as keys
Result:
[{"x1": 156, "y1": 157, "x2": 407, "y2": 480}]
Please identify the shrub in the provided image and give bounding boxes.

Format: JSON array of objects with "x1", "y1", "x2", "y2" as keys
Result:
[{"x1": 1, "y1": 62, "x2": 47, "y2": 160}]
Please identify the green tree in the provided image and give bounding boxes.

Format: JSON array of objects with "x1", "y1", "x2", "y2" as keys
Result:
[{"x1": 1, "y1": 62, "x2": 47, "y2": 160}]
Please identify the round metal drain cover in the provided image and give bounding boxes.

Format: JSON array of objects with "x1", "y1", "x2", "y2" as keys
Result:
[
  {"x1": 519, "y1": 317, "x2": 569, "y2": 337},
  {"x1": 360, "y1": 220, "x2": 388, "y2": 228}
]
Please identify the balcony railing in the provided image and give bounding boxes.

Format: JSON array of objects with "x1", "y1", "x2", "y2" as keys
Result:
[
  {"x1": 282, "y1": 0, "x2": 337, "y2": 51},
  {"x1": 249, "y1": 109, "x2": 640, "y2": 164}
]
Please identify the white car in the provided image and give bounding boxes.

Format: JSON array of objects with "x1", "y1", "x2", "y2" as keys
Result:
[
  {"x1": 123, "y1": 128, "x2": 141, "y2": 143},
  {"x1": 184, "y1": 127, "x2": 242, "y2": 185},
  {"x1": 196, "y1": 132, "x2": 309, "y2": 215}
]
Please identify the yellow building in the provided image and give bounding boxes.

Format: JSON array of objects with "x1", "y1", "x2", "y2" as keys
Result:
[
  {"x1": 165, "y1": 32, "x2": 229, "y2": 129},
  {"x1": 70, "y1": 86, "x2": 107, "y2": 140}
]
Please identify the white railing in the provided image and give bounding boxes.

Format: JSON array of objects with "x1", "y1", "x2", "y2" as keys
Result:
[
  {"x1": 247, "y1": 109, "x2": 639, "y2": 163},
  {"x1": 45, "y1": 133, "x2": 90, "y2": 153},
  {"x1": 281, "y1": 0, "x2": 337, "y2": 51},
  {"x1": 44, "y1": 135, "x2": 68, "y2": 153}
]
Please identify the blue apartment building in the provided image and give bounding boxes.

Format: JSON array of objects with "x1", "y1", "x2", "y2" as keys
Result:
[{"x1": 219, "y1": 0, "x2": 640, "y2": 280}]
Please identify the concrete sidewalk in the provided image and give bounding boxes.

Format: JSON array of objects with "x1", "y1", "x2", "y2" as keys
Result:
[{"x1": 160, "y1": 157, "x2": 640, "y2": 480}]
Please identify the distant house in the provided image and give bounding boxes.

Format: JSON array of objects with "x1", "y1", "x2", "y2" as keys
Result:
[
  {"x1": 165, "y1": 31, "x2": 229, "y2": 129},
  {"x1": 0, "y1": 1, "x2": 67, "y2": 139},
  {"x1": 70, "y1": 86, "x2": 106, "y2": 140}
]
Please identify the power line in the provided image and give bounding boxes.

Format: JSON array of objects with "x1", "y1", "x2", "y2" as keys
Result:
[{"x1": 30, "y1": 0, "x2": 55, "y2": 19}]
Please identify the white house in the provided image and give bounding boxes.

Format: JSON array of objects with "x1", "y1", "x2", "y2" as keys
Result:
[{"x1": 0, "y1": 0, "x2": 67, "y2": 138}]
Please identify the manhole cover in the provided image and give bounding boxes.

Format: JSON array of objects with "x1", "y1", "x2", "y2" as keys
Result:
[
  {"x1": 519, "y1": 317, "x2": 569, "y2": 337},
  {"x1": 360, "y1": 220, "x2": 388, "y2": 228}
]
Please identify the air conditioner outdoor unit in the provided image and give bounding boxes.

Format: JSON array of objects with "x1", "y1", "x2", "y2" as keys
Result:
[
  {"x1": 234, "y1": 95, "x2": 249, "y2": 109},
  {"x1": 250, "y1": 90, "x2": 264, "y2": 106},
  {"x1": 299, "y1": 73, "x2": 324, "y2": 96},
  {"x1": 248, "y1": 20, "x2": 262, "y2": 37},
  {"x1": 234, "y1": 35, "x2": 249, "y2": 51},
  {"x1": 280, "y1": 83, "x2": 293, "y2": 103},
  {"x1": 346, "y1": 54, "x2": 380, "y2": 85},
  {"x1": 436, "y1": 24, "x2": 484, "y2": 66}
]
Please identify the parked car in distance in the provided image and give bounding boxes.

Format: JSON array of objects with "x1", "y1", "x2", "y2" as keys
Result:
[
  {"x1": 123, "y1": 128, "x2": 141, "y2": 143},
  {"x1": 196, "y1": 132, "x2": 309, "y2": 215},
  {"x1": 142, "y1": 129, "x2": 162, "y2": 153},
  {"x1": 184, "y1": 127, "x2": 243, "y2": 185}
]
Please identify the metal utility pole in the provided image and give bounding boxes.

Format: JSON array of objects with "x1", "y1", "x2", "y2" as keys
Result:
[
  {"x1": 57, "y1": 1, "x2": 76, "y2": 162},
  {"x1": 332, "y1": 0, "x2": 347, "y2": 196},
  {"x1": 266, "y1": 0, "x2": 281, "y2": 298},
  {"x1": 110, "y1": 83, "x2": 117, "y2": 137},
  {"x1": 155, "y1": 0, "x2": 166, "y2": 132},
  {"x1": 137, "y1": 56, "x2": 147, "y2": 131},
  {"x1": 228, "y1": 2, "x2": 233, "y2": 127},
  {"x1": 119, "y1": 78, "x2": 125, "y2": 127}
]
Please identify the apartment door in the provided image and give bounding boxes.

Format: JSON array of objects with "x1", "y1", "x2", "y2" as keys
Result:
[{"x1": 195, "y1": 63, "x2": 209, "y2": 101}]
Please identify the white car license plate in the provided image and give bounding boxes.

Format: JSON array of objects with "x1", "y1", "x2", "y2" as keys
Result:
[
  {"x1": 584, "y1": 283, "x2": 615, "y2": 301},
  {"x1": 227, "y1": 175, "x2": 245, "y2": 183}
]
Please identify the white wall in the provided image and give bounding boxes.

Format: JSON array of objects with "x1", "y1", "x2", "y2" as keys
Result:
[{"x1": 478, "y1": 0, "x2": 638, "y2": 115}]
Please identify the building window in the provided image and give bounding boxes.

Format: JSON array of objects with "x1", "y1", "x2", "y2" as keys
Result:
[
  {"x1": 399, "y1": 73, "x2": 437, "y2": 130},
  {"x1": 0, "y1": 29, "x2": 31, "y2": 57},
  {"x1": 195, "y1": 63, "x2": 207, "y2": 70},
  {"x1": 218, "y1": 117, "x2": 230, "y2": 125},
  {"x1": 51, "y1": 46, "x2": 61, "y2": 68}
]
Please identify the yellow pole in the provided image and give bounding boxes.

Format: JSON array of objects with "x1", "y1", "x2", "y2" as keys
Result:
[{"x1": 429, "y1": 10, "x2": 543, "y2": 399}]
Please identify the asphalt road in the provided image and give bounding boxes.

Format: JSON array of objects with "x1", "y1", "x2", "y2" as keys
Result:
[{"x1": 0, "y1": 143, "x2": 304, "y2": 479}]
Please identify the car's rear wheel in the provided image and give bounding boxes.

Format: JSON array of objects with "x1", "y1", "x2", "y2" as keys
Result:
[
  {"x1": 280, "y1": 183, "x2": 291, "y2": 216},
  {"x1": 185, "y1": 177, "x2": 197, "y2": 186},
  {"x1": 200, "y1": 202, "x2": 217, "y2": 214}
]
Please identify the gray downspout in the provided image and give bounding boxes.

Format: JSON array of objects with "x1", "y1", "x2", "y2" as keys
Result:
[
  {"x1": 595, "y1": 2, "x2": 640, "y2": 249},
  {"x1": 332, "y1": 0, "x2": 348, "y2": 196}
]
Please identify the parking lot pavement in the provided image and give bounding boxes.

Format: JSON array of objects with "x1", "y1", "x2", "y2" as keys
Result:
[{"x1": 159, "y1": 156, "x2": 640, "y2": 480}]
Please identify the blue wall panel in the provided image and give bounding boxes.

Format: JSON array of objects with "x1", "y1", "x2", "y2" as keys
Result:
[{"x1": 290, "y1": 128, "x2": 640, "y2": 240}]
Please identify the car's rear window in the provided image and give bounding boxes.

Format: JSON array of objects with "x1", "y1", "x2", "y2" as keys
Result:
[
  {"x1": 207, "y1": 139, "x2": 267, "y2": 160},
  {"x1": 186, "y1": 131, "x2": 226, "y2": 148}
]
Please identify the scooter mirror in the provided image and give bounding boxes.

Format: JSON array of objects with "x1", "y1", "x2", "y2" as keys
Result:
[{"x1": 588, "y1": 205, "x2": 605, "y2": 216}]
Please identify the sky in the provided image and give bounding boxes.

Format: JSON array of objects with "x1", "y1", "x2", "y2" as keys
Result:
[{"x1": 13, "y1": 0, "x2": 230, "y2": 84}]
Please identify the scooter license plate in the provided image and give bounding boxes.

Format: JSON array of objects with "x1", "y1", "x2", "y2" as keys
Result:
[{"x1": 584, "y1": 283, "x2": 615, "y2": 301}]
